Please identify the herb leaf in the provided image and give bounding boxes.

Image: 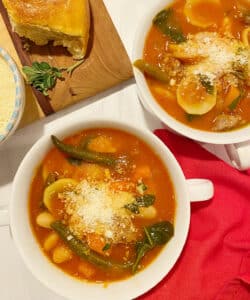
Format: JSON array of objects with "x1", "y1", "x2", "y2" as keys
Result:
[
  {"x1": 102, "y1": 243, "x2": 111, "y2": 251},
  {"x1": 153, "y1": 9, "x2": 186, "y2": 44},
  {"x1": 135, "y1": 194, "x2": 155, "y2": 207},
  {"x1": 22, "y1": 62, "x2": 63, "y2": 96},
  {"x1": 199, "y1": 74, "x2": 214, "y2": 95},
  {"x1": 124, "y1": 194, "x2": 155, "y2": 214},
  {"x1": 22, "y1": 59, "x2": 84, "y2": 96}
]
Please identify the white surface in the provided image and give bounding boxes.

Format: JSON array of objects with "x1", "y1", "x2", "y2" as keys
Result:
[{"x1": 0, "y1": 1, "x2": 244, "y2": 299}]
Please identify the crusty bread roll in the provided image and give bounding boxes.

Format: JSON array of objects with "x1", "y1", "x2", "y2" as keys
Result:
[{"x1": 2, "y1": 0, "x2": 90, "y2": 59}]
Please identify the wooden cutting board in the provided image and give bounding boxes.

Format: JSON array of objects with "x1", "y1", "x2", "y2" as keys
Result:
[{"x1": 0, "y1": 0, "x2": 133, "y2": 127}]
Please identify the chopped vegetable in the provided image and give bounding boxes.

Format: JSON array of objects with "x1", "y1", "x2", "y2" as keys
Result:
[
  {"x1": 67, "y1": 157, "x2": 83, "y2": 166},
  {"x1": 51, "y1": 221, "x2": 132, "y2": 270},
  {"x1": 132, "y1": 221, "x2": 174, "y2": 273},
  {"x1": 136, "y1": 194, "x2": 155, "y2": 207},
  {"x1": 102, "y1": 243, "x2": 111, "y2": 251},
  {"x1": 153, "y1": 9, "x2": 186, "y2": 44},
  {"x1": 51, "y1": 135, "x2": 117, "y2": 167},
  {"x1": 124, "y1": 194, "x2": 155, "y2": 214},
  {"x1": 133, "y1": 59, "x2": 169, "y2": 82},
  {"x1": 198, "y1": 74, "x2": 214, "y2": 95},
  {"x1": 136, "y1": 181, "x2": 147, "y2": 194},
  {"x1": 228, "y1": 90, "x2": 245, "y2": 111},
  {"x1": 124, "y1": 203, "x2": 140, "y2": 214},
  {"x1": 45, "y1": 172, "x2": 59, "y2": 187}
]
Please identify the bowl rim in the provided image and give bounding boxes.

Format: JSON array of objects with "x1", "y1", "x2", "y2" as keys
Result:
[
  {"x1": 132, "y1": 0, "x2": 250, "y2": 145},
  {"x1": 0, "y1": 47, "x2": 25, "y2": 144},
  {"x1": 11, "y1": 118, "x2": 191, "y2": 300}
]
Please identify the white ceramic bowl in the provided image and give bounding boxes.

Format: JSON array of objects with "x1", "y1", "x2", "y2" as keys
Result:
[
  {"x1": 132, "y1": 0, "x2": 250, "y2": 145},
  {"x1": 0, "y1": 48, "x2": 25, "y2": 145},
  {"x1": 2, "y1": 119, "x2": 213, "y2": 300}
]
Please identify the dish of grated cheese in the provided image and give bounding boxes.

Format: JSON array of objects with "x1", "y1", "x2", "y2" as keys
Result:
[
  {"x1": 0, "y1": 55, "x2": 16, "y2": 136},
  {"x1": 60, "y1": 179, "x2": 138, "y2": 243}
]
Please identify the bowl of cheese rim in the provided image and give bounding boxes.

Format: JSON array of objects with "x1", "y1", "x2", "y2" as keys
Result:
[{"x1": 0, "y1": 47, "x2": 25, "y2": 144}]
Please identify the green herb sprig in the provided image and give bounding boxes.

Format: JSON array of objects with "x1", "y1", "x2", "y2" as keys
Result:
[{"x1": 22, "y1": 60, "x2": 84, "y2": 96}]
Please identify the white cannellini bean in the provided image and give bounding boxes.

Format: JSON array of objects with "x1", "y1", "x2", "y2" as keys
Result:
[
  {"x1": 36, "y1": 212, "x2": 55, "y2": 228},
  {"x1": 43, "y1": 232, "x2": 59, "y2": 251},
  {"x1": 52, "y1": 246, "x2": 73, "y2": 264},
  {"x1": 138, "y1": 206, "x2": 157, "y2": 219}
]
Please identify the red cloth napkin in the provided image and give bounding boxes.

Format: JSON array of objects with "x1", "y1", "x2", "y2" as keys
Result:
[{"x1": 139, "y1": 130, "x2": 250, "y2": 300}]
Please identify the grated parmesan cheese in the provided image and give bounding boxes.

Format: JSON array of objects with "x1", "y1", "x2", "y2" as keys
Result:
[
  {"x1": 0, "y1": 56, "x2": 16, "y2": 136},
  {"x1": 60, "y1": 180, "x2": 138, "y2": 243},
  {"x1": 177, "y1": 32, "x2": 249, "y2": 82}
]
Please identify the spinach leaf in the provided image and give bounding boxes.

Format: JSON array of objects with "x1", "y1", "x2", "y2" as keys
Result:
[
  {"x1": 124, "y1": 203, "x2": 140, "y2": 214},
  {"x1": 153, "y1": 9, "x2": 186, "y2": 44},
  {"x1": 147, "y1": 221, "x2": 174, "y2": 245},
  {"x1": 135, "y1": 194, "x2": 155, "y2": 207},
  {"x1": 132, "y1": 221, "x2": 174, "y2": 273},
  {"x1": 199, "y1": 74, "x2": 214, "y2": 95},
  {"x1": 124, "y1": 194, "x2": 155, "y2": 214}
]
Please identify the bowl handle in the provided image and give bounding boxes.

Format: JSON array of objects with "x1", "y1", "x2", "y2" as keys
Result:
[
  {"x1": 186, "y1": 179, "x2": 214, "y2": 202},
  {"x1": 0, "y1": 206, "x2": 9, "y2": 226},
  {"x1": 225, "y1": 141, "x2": 250, "y2": 171}
]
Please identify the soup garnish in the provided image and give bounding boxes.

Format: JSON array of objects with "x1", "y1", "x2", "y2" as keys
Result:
[
  {"x1": 135, "y1": 0, "x2": 250, "y2": 132},
  {"x1": 29, "y1": 128, "x2": 175, "y2": 282}
]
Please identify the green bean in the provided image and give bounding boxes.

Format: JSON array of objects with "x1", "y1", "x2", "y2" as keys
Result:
[
  {"x1": 228, "y1": 89, "x2": 245, "y2": 111},
  {"x1": 134, "y1": 59, "x2": 169, "y2": 82},
  {"x1": 51, "y1": 221, "x2": 132, "y2": 270},
  {"x1": 51, "y1": 135, "x2": 117, "y2": 167}
]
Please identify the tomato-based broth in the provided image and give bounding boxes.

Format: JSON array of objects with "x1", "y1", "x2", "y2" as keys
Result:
[
  {"x1": 139, "y1": 0, "x2": 250, "y2": 132},
  {"x1": 29, "y1": 128, "x2": 176, "y2": 283}
]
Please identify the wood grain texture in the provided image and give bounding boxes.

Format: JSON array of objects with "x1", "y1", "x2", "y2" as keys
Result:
[{"x1": 0, "y1": 0, "x2": 133, "y2": 116}]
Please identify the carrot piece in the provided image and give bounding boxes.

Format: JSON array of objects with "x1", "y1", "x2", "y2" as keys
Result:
[
  {"x1": 133, "y1": 165, "x2": 152, "y2": 180},
  {"x1": 86, "y1": 233, "x2": 111, "y2": 256},
  {"x1": 224, "y1": 86, "x2": 241, "y2": 107},
  {"x1": 109, "y1": 180, "x2": 134, "y2": 192}
]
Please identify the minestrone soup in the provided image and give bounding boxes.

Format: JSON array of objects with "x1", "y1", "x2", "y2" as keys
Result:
[
  {"x1": 29, "y1": 128, "x2": 176, "y2": 283},
  {"x1": 135, "y1": 0, "x2": 250, "y2": 132}
]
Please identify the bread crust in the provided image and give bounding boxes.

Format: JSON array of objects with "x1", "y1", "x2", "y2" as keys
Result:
[{"x1": 3, "y1": 0, "x2": 90, "y2": 58}]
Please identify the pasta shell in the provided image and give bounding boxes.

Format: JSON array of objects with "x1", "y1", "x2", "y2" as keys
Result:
[
  {"x1": 43, "y1": 178, "x2": 78, "y2": 211},
  {"x1": 184, "y1": 0, "x2": 222, "y2": 28}
]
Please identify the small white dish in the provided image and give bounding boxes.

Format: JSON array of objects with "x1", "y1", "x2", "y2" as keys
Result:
[{"x1": 0, "y1": 47, "x2": 25, "y2": 145}]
